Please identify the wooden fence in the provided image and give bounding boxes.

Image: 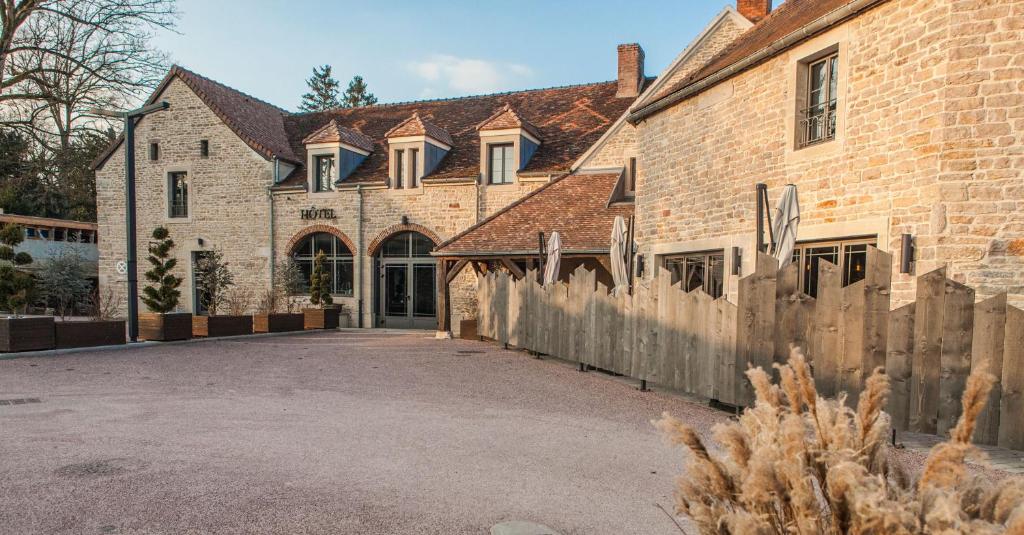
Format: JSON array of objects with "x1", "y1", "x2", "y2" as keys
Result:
[{"x1": 476, "y1": 249, "x2": 1024, "y2": 449}]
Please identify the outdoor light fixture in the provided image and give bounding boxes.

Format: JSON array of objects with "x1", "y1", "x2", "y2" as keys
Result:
[
  {"x1": 91, "y1": 101, "x2": 171, "y2": 343},
  {"x1": 197, "y1": 238, "x2": 204, "y2": 247},
  {"x1": 731, "y1": 246, "x2": 742, "y2": 276},
  {"x1": 401, "y1": 215, "x2": 409, "y2": 225},
  {"x1": 900, "y1": 233, "x2": 914, "y2": 274}
]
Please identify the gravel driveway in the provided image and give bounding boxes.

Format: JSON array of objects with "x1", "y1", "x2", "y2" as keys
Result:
[{"x1": 0, "y1": 330, "x2": 731, "y2": 534}]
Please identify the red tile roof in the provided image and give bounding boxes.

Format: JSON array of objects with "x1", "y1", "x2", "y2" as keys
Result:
[
  {"x1": 476, "y1": 104, "x2": 543, "y2": 141},
  {"x1": 383, "y1": 112, "x2": 455, "y2": 146},
  {"x1": 434, "y1": 172, "x2": 633, "y2": 255},
  {"x1": 630, "y1": 0, "x2": 891, "y2": 121},
  {"x1": 302, "y1": 119, "x2": 375, "y2": 152},
  {"x1": 92, "y1": 65, "x2": 298, "y2": 169}
]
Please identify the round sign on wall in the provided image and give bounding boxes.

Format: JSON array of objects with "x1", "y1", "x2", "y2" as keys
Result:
[{"x1": 115, "y1": 261, "x2": 128, "y2": 275}]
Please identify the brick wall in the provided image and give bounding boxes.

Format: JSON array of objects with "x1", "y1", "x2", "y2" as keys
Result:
[{"x1": 634, "y1": 0, "x2": 1024, "y2": 306}]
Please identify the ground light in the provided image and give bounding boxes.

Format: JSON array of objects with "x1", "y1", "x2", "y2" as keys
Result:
[{"x1": 90, "y1": 102, "x2": 171, "y2": 342}]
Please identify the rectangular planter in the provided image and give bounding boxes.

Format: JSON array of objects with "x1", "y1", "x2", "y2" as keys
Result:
[
  {"x1": 303, "y1": 308, "x2": 340, "y2": 330},
  {"x1": 0, "y1": 316, "x2": 55, "y2": 352},
  {"x1": 55, "y1": 320, "x2": 126, "y2": 349},
  {"x1": 139, "y1": 312, "x2": 193, "y2": 342},
  {"x1": 253, "y1": 313, "x2": 305, "y2": 333},
  {"x1": 459, "y1": 319, "x2": 478, "y2": 340},
  {"x1": 192, "y1": 315, "x2": 253, "y2": 338}
]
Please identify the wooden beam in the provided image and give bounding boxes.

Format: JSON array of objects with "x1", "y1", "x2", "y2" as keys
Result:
[
  {"x1": 436, "y1": 257, "x2": 451, "y2": 333},
  {"x1": 595, "y1": 255, "x2": 612, "y2": 275},
  {"x1": 446, "y1": 259, "x2": 470, "y2": 284},
  {"x1": 471, "y1": 261, "x2": 483, "y2": 275},
  {"x1": 499, "y1": 257, "x2": 525, "y2": 279}
]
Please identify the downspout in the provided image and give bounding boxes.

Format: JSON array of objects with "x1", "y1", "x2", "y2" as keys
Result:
[
  {"x1": 356, "y1": 184, "x2": 364, "y2": 328},
  {"x1": 627, "y1": 0, "x2": 887, "y2": 124},
  {"x1": 268, "y1": 157, "x2": 279, "y2": 291}
]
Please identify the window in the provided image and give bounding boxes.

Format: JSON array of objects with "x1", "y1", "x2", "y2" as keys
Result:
[
  {"x1": 409, "y1": 148, "x2": 419, "y2": 187},
  {"x1": 790, "y1": 237, "x2": 875, "y2": 297},
  {"x1": 54, "y1": 229, "x2": 65, "y2": 242},
  {"x1": 25, "y1": 227, "x2": 37, "y2": 239},
  {"x1": 149, "y1": 142, "x2": 159, "y2": 161},
  {"x1": 314, "y1": 154, "x2": 335, "y2": 192},
  {"x1": 200, "y1": 139, "x2": 209, "y2": 158},
  {"x1": 168, "y1": 171, "x2": 188, "y2": 218},
  {"x1": 394, "y1": 149, "x2": 405, "y2": 189},
  {"x1": 799, "y1": 52, "x2": 839, "y2": 148},
  {"x1": 625, "y1": 157, "x2": 637, "y2": 196},
  {"x1": 381, "y1": 231, "x2": 434, "y2": 258},
  {"x1": 292, "y1": 232, "x2": 353, "y2": 296},
  {"x1": 488, "y1": 143, "x2": 514, "y2": 184},
  {"x1": 39, "y1": 228, "x2": 50, "y2": 240},
  {"x1": 664, "y1": 251, "x2": 725, "y2": 299}
]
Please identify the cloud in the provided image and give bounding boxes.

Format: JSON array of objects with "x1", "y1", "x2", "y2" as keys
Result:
[{"x1": 407, "y1": 54, "x2": 534, "y2": 95}]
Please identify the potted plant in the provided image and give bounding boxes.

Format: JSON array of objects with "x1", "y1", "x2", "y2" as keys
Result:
[
  {"x1": 35, "y1": 249, "x2": 122, "y2": 349},
  {"x1": 303, "y1": 251, "x2": 341, "y2": 329},
  {"x1": 138, "y1": 226, "x2": 191, "y2": 341},
  {"x1": 191, "y1": 248, "x2": 252, "y2": 337},
  {"x1": 55, "y1": 286, "x2": 126, "y2": 349},
  {"x1": 0, "y1": 224, "x2": 52, "y2": 352},
  {"x1": 252, "y1": 259, "x2": 304, "y2": 333}
]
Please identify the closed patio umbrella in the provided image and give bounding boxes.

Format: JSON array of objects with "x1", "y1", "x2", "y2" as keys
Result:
[
  {"x1": 542, "y1": 231, "x2": 562, "y2": 286},
  {"x1": 771, "y1": 184, "x2": 800, "y2": 268},
  {"x1": 610, "y1": 215, "x2": 629, "y2": 295}
]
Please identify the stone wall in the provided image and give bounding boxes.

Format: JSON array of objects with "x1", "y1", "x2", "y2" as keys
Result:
[
  {"x1": 634, "y1": 0, "x2": 1024, "y2": 306},
  {"x1": 95, "y1": 77, "x2": 275, "y2": 317}
]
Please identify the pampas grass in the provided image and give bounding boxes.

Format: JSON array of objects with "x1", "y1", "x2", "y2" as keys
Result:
[{"x1": 654, "y1": 347, "x2": 1023, "y2": 534}]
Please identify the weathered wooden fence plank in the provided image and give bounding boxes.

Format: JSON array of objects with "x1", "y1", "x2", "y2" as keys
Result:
[
  {"x1": 972, "y1": 293, "x2": 1007, "y2": 446},
  {"x1": 910, "y1": 269, "x2": 945, "y2": 434},
  {"x1": 814, "y1": 260, "x2": 842, "y2": 398},
  {"x1": 937, "y1": 279, "x2": 974, "y2": 437},
  {"x1": 775, "y1": 262, "x2": 814, "y2": 364},
  {"x1": 735, "y1": 253, "x2": 778, "y2": 406},
  {"x1": 999, "y1": 306, "x2": 1024, "y2": 449},
  {"x1": 887, "y1": 302, "x2": 915, "y2": 431}
]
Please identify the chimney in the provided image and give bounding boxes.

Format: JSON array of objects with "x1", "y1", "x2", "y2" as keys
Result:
[
  {"x1": 616, "y1": 43, "x2": 645, "y2": 99},
  {"x1": 738, "y1": 0, "x2": 772, "y2": 23}
]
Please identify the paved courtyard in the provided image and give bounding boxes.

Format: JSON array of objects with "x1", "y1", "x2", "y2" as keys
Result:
[{"x1": 0, "y1": 330, "x2": 725, "y2": 534}]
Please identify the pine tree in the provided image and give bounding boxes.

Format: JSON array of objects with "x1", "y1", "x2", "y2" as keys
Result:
[
  {"x1": 309, "y1": 251, "x2": 333, "y2": 308},
  {"x1": 0, "y1": 224, "x2": 35, "y2": 315},
  {"x1": 141, "y1": 226, "x2": 183, "y2": 313},
  {"x1": 342, "y1": 75, "x2": 378, "y2": 108},
  {"x1": 299, "y1": 65, "x2": 341, "y2": 112}
]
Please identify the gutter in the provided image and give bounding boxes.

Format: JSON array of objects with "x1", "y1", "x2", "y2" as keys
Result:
[
  {"x1": 627, "y1": 0, "x2": 887, "y2": 124},
  {"x1": 268, "y1": 157, "x2": 279, "y2": 290}
]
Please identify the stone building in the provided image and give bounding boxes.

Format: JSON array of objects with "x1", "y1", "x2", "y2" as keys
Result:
[
  {"x1": 619, "y1": 0, "x2": 1024, "y2": 306},
  {"x1": 92, "y1": 46, "x2": 646, "y2": 332}
]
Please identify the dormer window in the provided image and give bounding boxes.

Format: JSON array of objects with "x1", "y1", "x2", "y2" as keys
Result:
[
  {"x1": 302, "y1": 120, "x2": 373, "y2": 192},
  {"x1": 476, "y1": 104, "x2": 541, "y2": 186},
  {"x1": 314, "y1": 154, "x2": 335, "y2": 192},
  {"x1": 384, "y1": 112, "x2": 452, "y2": 190}
]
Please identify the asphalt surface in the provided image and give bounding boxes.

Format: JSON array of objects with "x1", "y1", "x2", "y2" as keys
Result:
[{"x1": 0, "y1": 330, "x2": 727, "y2": 534}]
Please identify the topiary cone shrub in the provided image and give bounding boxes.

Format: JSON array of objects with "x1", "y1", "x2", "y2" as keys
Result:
[
  {"x1": 303, "y1": 251, "x2": 339, "y2": 329},
  {"x1": 654, "y1": 348, "x2": 1023, "y2": 534},
  {"x1": 0, "y1": 223, "x2": 36, "y2": 316},
  {"x1": 138, "y1": 226, "x2": 190, "y2": 341}
]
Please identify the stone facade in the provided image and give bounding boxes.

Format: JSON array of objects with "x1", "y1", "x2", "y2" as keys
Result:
[
  {"x1": 632, "y1": 0, "x2": 1024, "y2": 306},
  {"x1": 95, "y1": 77, "x2": 275, "y2": 317}
]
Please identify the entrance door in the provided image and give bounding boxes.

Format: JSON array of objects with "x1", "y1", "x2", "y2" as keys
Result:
[{"x1": 376, "y1": 231, "x2": 438, "y2": 329}]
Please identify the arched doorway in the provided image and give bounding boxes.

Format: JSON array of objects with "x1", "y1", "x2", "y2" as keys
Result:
[{"x1": 375, "y1": 231, "x2": 436, "y2": 329}]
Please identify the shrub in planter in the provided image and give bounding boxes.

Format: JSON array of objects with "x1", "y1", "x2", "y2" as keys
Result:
[
  {"x1": 303, "y1": 251, "x2": 339, "y2": 329},
  {"x1": 37, "y1": 249, "x2": 92, "y2": 320},
  {"x1": 0, "y1": 224, "x2": 51, "y2": 352},
  {"x1": 139, "y1": 227, "x2": 190, "y2": 341},
  {"x1": 191, "y1": 248, "x2": 251, "y2": 337},
  {"x1": 54, "y1": 287, "x2": 126, "y2": 349},
  {"x1": 251, "y1": 288, "x2": 303, "y2": 333}
]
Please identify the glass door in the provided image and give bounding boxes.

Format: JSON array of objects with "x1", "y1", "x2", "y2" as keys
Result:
[
  {"x1": 382, "y1": 264, "x2": 410, "y2": 328},
  {"x1": 411, "y1": 264, "x2": 437, "y2": 329}
]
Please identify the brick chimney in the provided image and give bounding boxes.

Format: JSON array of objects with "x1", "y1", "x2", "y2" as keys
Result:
[
  {"x1": 738, "y1": 0, "x2": 772, "y2": 23},
  {"x1": 616, "y1": 43, "x2": 645, "y2": 99}
]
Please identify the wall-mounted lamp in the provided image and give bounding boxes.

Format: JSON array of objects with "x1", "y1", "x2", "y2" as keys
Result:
[
  {"x1": 401, "y1": 215, "x2": 409, "y2": 226},
  {"x1": 636, "y1": 254, "x2": 646, "y2": 278},
  {"x1": 197, "y1": 238, "x2": 205, "y2": 247},
  {"x1": 900, "y1": 233, "x2": 914, "y2": 274},
  {"x1": 731, "y1": 246, "x2": 742, "y2": 276}
]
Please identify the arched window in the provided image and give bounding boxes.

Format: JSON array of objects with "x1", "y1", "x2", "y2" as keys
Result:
[
  {"x1": 292, "y1": 232, "x2": 353, "y2": 296},
  {"x1": 378, "y1": 231, "x2": 435, "y2": 258}
]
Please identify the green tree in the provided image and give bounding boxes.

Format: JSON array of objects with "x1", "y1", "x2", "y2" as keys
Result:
[
  {"x1": 308, "y1": 251, "x2": 333, "y2": 308},
  {"x1": 140, "y1": 226, "x2": 182, "y2": 313},
  {"x1": 275, "y1": 258, "x2": 305, "y2": 313},
  {"x1": 342, "y1": 75, "x2": 377, "y2": 108},
  {"x1": 0, "y1": 223, "x2": 35, "y2": 315},
  {"x1": 37, "y1": 249, "x2": 92, "y2": 319},
  {"x1": 299, "y1": 65, "x2": 341, "y2": 112},
  {"x1": 194, "y1": 248, "x2": 234, "y2": 316}
]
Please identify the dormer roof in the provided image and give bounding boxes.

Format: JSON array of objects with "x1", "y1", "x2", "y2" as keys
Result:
[
  {"x1": 384, "y1": 112, "x2": 454, "y2": 147},
  {"x1": 476, "y1": 104, "x2": 542, "y2": 141},
  {"x1": 302, "y1": 119, "x2": 375, "y2": 153}
]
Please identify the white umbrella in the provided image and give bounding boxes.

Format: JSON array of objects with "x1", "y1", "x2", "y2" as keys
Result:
[
  {"x1": 771, "y1": 184, "x2": 800, "y2": 268},
  {"x1": 609, "y1": 215, "x2": 629, "y2": 294},
  {"x1": 542, "y1": 231, "x2": 562, "y2": 286}
]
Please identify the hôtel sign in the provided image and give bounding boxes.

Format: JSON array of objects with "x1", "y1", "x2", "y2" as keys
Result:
[{"x1": 300, "y1": 206, "x2": 337, "y2": 220}]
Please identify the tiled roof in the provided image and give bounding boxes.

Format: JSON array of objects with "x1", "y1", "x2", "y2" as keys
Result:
[
  {"x1": 631, "y1": 0, "x2": 891, "y2": 120},
  {"x1": 476, "y1": 104, "x2": 543, "y2": 141},
  {"x1": 383, "y1": 112, "x2": 455, "y2": 146},
  {"x1": 434, "y1": 172, "x2": 633, "y2": 255},
  {"x1": 92, "y1": 65, "x2": 298, "y2": 169},
  {"x1": 281, "y1": 80, "x2": 636, "y2": 186},
  {"x1": 302, "y1": 119, "x2": 375, "y2": 152}
]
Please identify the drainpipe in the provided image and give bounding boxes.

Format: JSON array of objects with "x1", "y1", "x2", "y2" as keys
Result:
[
  {"x1": 268, "y1": 157, "x2": 279, "y2": 290},
  {"x1": 356, "y1": 184, "x2": 364, "y2": 328}
]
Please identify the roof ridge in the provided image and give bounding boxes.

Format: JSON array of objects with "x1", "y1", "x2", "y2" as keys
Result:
[
  {"x1": 170, "y1": 65, "x2": 291, "y2": 115},
  {"x1": 293, "y1": 79, "x2": 621, "y2": 115}
]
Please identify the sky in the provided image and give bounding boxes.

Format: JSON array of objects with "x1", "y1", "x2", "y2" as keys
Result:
[{"x1": 150, "y1": 1, "x2": 737, "y2": 111}]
